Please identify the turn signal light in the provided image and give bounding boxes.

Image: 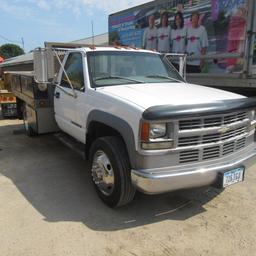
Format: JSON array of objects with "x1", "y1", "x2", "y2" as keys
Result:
[{"x1": 140, "y1": 122, "x2": 149, "y2": 141}]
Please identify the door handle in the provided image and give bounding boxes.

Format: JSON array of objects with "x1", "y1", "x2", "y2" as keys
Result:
[{"x1": 55, "y1": 92, "x2": 60, "y2": 99}]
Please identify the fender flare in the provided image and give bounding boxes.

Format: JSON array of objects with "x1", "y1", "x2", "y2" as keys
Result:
[{"x1": 86, "y1": 110, "x2": 137, "y2": 168}]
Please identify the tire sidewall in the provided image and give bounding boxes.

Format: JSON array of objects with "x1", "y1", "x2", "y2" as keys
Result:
[
  {"x1": 23, "y1": 103, "x2": 35, "y2": 136},
  {"x1": 23, "y1": 106, "x2": 29, "y2": 132},
  {"x1": 89, "y1": 138, "x2": 125, "y2": 207}
]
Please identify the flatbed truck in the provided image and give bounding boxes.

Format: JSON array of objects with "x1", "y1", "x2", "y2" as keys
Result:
[{"x1": 1, "y1": 41, "x2": 256, "y2": 207}]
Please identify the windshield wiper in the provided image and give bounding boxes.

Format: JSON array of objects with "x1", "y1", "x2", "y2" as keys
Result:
[
  {"x1": 94, "y1": 75, "x2": 144, "y2": 84},
  {"x1": 146, "y1": 75, "x2": 182, "y2": 83}
]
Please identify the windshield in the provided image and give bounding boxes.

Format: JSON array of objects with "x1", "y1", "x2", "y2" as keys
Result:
[{"x1": 87, "y1": 51, "x2": 184, "y2": 88}]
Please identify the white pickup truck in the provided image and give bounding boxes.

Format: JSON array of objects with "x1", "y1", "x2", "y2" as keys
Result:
[{"x1": 2, "y1": 42, "x2": 256, "y2": 207}]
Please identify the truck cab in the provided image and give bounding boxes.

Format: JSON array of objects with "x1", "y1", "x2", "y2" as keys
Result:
[{"x1": 53, "y1": 46, "x2": 256, "y2": 207}]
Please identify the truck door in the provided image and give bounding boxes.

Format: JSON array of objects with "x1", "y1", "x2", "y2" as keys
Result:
[{"x1": 54, "y1": 52, "x2": 85, "y2": 141}]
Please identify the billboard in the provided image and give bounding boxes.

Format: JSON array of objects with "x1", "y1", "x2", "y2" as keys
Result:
[{"x1": 109, "y1": 0, "x2": 248, "y2": 73}]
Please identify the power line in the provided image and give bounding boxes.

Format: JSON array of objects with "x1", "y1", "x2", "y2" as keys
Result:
[{"x1": 0, "y1": 34, "x2": 22, "y2": 45}]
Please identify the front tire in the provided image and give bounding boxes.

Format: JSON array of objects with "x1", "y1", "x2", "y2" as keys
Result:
[{"x1": 89, "y1": 136, "x2": 136, "y2": 208}]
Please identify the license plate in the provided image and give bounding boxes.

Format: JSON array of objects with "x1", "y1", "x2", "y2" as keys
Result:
[{"x1": 223, "y1": 167, "x2": 244, "y2": 188}]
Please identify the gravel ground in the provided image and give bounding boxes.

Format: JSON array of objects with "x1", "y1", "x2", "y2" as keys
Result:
[{"x1": 0, "y1": 118, "x2": 256, "y2": 256}]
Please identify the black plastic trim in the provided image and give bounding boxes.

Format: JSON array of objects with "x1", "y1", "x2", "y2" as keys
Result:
[
  {"x1": 143, "y1": 97, "x2": 256, "y2": 121},
  {"x1": 86, "y1": 110, "x2": 136, "y2": 168}
]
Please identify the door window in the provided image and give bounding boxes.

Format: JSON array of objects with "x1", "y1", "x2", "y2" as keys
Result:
[{"x1": 60, "y1": 52, "x2": 85, "y2": 91}]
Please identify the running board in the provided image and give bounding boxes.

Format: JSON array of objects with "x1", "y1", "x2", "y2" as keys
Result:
[{"x1": 54, "y1": 132, "x2": 85, "y2": 159}]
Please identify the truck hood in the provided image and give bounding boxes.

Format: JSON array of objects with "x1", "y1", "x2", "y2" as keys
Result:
[{"x1": 98, "y1": 83, "x2": 244, "y2": 109}]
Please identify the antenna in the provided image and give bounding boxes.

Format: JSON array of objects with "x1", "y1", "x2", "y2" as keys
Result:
[{"x1": 91, "y1": 20, "x2": 95, "y2": 47}]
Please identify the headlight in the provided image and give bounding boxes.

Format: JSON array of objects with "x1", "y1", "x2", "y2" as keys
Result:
[
  {"x1": 149, "y1": 123, "x2": 166, "y2": 139},
  {"x1": 140, "y1": 121, "x2": 174, "y2": 150}
]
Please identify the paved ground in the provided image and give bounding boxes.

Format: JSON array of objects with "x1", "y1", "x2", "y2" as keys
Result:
[{"x1": 1, "y1": 118, "x2": 256, "y2": 256}]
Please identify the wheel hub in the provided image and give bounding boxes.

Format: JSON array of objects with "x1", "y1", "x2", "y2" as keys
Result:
[{"x1": 91, "y1": 150, "x2": 115, "y2": 196}]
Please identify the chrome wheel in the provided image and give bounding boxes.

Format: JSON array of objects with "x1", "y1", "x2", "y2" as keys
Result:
[
  {"x1": 91, "y1": 150, "x2": 115, "y2": 196},
  {"x1": 89, "y1": 137, "x2": 136, "y2": 207}
]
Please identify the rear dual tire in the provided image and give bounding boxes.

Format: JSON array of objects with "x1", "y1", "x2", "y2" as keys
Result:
[{"x1": 22, "y1": 103, "x2": 37, "y2": 137}]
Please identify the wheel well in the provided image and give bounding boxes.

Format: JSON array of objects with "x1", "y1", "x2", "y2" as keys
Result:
[{"x1": 86, "y1": 121, "x2": 126, "y2": 159}]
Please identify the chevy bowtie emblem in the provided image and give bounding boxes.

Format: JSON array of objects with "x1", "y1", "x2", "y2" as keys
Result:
[{"x1": 218, "y1": 126, "x2": 230, "y2": 134}]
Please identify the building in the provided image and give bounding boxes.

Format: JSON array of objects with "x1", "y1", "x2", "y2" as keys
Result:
[
  {"x1": 72, "y1": 32, "x2": 108, "y2": 46},
  {"x1": 0, "y1": 33, "x2": 109, "y2": 71}
]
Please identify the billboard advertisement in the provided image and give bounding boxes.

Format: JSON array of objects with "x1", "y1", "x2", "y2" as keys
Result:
[{"x1": 109, "y1": 0, "x2": 248, "y2": 73}]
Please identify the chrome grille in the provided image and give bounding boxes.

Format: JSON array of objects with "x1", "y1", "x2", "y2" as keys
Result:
[
  {"x1": 203, "y1": 146, "x2": 220, "y2": 160},
  {"x1": 179, "y1": 119, "x2": 201, "y2": 130},
  {"x1": 178, "y1": 111, "x2": 250, "y2": 164},
  {"x1": 178, "y1": 126, "x2": 247, "y2": 147},
  {"x1": 202, "y1": 126, "x2": 247, "y2": 144},
  {"x1": 223, "y1": 142, "x2": 235, "y2": 155},
  {"x1": 236, "y1": 137, "x2": 246, "y2": 150},
  {"x1": 224, "y1": 112, "x2": 247, "y2": 124},
  {"x1": 179, "y1": 149, "x2": 199, "y2": 163},
  {"x1": 204, "y1": 117, "x2": 222, "y2": 127},
  {"x1": 179, "y1": 140, "x2": 247, "y2": 163},
  {"x1": 178, "y1": 136, "x2": 200, "y2": 146},
  {"x1": 179, "y1": 112, "x2": 247, "y2": 130}
]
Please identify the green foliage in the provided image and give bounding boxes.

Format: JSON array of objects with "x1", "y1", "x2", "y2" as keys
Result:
[{"x1": 0, "y1": 44, "x2": 24, "y2": 59}]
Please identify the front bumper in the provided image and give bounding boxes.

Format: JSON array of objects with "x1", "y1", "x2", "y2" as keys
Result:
[{"x1": 131, "y1": 143, "x2": 256, "y2": 194}]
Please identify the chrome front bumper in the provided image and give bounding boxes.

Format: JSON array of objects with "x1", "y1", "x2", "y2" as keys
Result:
[{"x1": 131, "y1": 143, "x2": 256, "y2": 194}]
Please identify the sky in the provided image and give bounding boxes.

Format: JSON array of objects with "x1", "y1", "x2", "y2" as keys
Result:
[{"x1": 0, "y1": 0, "x2": 149, "y2": 52}]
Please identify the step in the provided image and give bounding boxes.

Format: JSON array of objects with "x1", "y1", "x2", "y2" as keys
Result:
[{"x1": 54, "y1": 132, "x2": 85, "y2": 159}]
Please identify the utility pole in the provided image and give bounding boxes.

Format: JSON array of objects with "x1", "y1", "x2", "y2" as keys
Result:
[{"x1": 21, "y1": 37, "x2": 25, "y2": 52}]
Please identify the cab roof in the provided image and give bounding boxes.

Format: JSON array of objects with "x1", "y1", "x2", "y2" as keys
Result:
[{"x1": 59, "y1": 45, "x2": 159, "y2": 54}]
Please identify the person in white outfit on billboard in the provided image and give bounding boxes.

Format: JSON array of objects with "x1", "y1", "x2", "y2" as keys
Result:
[
  {"x1": 186, "y1": 11, "x2": 208, "y2": 73},
  {"x1": 171, "y1": 11, "x2": 187, "y2": 70},
  {"x1": 142, "y1": 15, "x2": 157, "y2": 50},
  {"x1": 171, "y1": 12, "x2": 186, "y2": 53},
  {"x1": 157, "y1": 12, "x2": 171, "y2": 53}
]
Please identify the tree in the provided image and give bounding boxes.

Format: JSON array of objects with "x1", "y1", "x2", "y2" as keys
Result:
[{"x1": 0, "y1": 44, "x2": 24, "y2": 59}]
